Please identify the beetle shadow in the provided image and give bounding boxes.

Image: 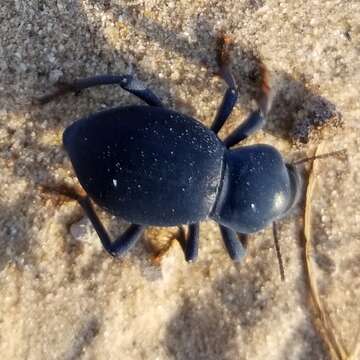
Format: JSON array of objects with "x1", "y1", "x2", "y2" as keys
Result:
[
  {"x1": 215, "y1": 269, "x2": 329, "y2": 358},
  {"x1": 165, "y1": 266, "x2": 330, "y2": 359},
  {"x1": 267, "y1": 72, "x2": 342, "y2": 143},
  {"x1": 164, "y1": 265, "x2": 276, "y2": 359},
  {"x1": 164, "y1": 295, "x2": 241, "y2": 360}
]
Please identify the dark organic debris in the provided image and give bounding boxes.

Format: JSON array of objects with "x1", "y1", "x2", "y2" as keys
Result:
[{"x1": 291, "y1": 95, "x2": 343, "y2": 145}]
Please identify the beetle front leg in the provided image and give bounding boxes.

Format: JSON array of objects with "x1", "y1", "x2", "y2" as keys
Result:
[
  {"x1": 223, "y1": 109, "x2": 266, "y2": 147},
  {"x1": 36, "y1": 75, "x2": 164, "y2": 107},
  {"x1": 223, "y1": 63, "x2": 271, "y2": 148}
]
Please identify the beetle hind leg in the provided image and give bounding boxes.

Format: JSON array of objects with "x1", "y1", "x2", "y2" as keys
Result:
[
  {"x1": 39, "y1": 184, "x2": 146, "y2": 257},
  {"x1": 106, "y1": 224, "x2": 146, "y2": 256},
  {"x1": 76, "y1": 196, "x2": 146, "y2": 257}
]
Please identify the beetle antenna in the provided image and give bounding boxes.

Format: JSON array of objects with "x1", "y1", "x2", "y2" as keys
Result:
[
  {"x1": 293, "y1": 149, "x2": 347, "y2": 165},
  {"x1": 272, "y1": 221, "x2": 285, "y2": 282}
]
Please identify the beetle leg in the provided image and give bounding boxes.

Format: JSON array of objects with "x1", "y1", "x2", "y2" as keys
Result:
[
  {"x1": 223, "y1": 109, "x2": 266, "y2": 148},
  {"x1": 210, "y1": 33, "x2": 238, "y2": 134},
  {"x1": 77, "y1": 196, "x2": 146, "y2": 256},
  {"x1": 40, "y1": 184, "x2": 145, "y2": 256},
  {"x1": 176, "y1": 224, "x2": 200, "y2": 262},
  {"x1": 219, "y1": 225, "x2": 246, "y2": 262},
  {"x1": 223, "y1": 63, "x2": 271, "y2": 148},
  {"x1": 36, "y1": 75, "x2": 164, "y2": 107},
  {"x1": 106, "y1": 224, "x2": 146, "y2": 256},
  {"x1": 185, "y1": 223, "x2": 200, "y2": 262}
]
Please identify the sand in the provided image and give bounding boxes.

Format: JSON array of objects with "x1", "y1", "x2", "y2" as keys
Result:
[{"x1": 0, "y1": 1, "x2": 359, "y2": 359}]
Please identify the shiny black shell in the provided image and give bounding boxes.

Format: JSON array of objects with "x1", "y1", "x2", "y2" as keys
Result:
[{"x1": 63, "y1": 106, "x2": 225, "y2": 226}]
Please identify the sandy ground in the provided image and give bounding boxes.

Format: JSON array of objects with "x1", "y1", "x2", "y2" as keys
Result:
[{"x1": 1, "y1": 1, "x2": 360, "y2": 359}]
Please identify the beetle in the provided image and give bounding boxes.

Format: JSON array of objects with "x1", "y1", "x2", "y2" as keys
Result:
[{"x1": 38, "y1": 35, "x2": 301, "y2": 278}]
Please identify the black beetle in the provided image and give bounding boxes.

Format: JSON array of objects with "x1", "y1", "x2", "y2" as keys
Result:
[{"x1": 38, "y1": 35, "x2": 301, "y2": 277}]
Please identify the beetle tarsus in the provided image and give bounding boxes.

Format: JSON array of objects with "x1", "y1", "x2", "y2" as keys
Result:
[
  {"x1": 215, "y1": 32, "x2": 236, "y2": 89},
  {"x1": 257, "y1": 61, "x2": 272, "y2": 115},
  {"x1": 35, "y1": 81, "x2": 80, "y2": 105},
  {"x1": 216, "y1": 31, "x2": 234, "y2": 70}
]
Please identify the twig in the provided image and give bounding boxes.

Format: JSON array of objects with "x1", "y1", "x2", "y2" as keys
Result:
[{"x1": 302, "y1": 142, "x2": 348, "y2": 360}]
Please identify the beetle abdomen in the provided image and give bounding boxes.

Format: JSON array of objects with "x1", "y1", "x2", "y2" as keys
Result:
[{"x1": 63, "y1": 106, "x2": 225, "y2": 226}]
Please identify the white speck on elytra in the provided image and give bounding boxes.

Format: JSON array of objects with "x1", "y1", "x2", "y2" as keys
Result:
[{"x1": 113, "y1": 179, "x2": 117, "y2": 187}]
